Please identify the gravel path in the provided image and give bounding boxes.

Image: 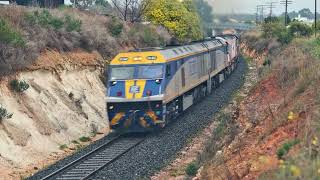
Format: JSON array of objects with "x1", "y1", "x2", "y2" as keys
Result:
[{"x1": 29, "y1": 58, "x2": 247, "y2": 180}]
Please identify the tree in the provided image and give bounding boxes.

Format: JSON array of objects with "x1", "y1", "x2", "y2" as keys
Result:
[
  {"x1": 95, "y1": 0, "x2": 111, "y2": 8},
  {"x1": 110, "y1": 0, "x2": 151, "y2": 22},
  {"x1": 262, "y1": 21, "x2": 293, "y2": 44},
  {"x1": 289, "y1": 21, "x2": 313, "y2": 37},
  {"x1": 145, "y1": 0, "x2": 202, "y2": 42},
  {"x1": 70, "y1": 0, "x2": 95, "y2": 9},
  {"x1": 194, "y1": 0, "x2": 214, "y2": 36},
  {"x1": 264, "y1": 16, "x2": 280, "y2": 24},
  {"x1": 298, "y1": 8, "x2": 313, "y2": 19}
]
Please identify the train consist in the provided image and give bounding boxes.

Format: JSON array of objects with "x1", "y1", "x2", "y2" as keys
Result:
[{"x1": 106, "y1": 34, "x2": 240, "y2": 132}]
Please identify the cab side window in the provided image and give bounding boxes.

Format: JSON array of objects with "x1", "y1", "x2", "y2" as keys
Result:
[{"x1": 166, "y1": 64, "x2": 171, "y2": 77}]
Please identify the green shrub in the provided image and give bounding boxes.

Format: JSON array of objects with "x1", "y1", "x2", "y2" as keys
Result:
[
  {"x1": 142, "y1": 27, "x2": 159, "y2": 45},
  {"x1": 0, "y1": 19, "x2": 25, "y2": 46},
  {"x1": 71, "y1": 140, "x2": 79, "y2": 144},
  {"x1": 0, "y1": 106, "x2": 13, "y2": 122},
  {"x1": 214, "y1": 113, "x2": 230, "y2": 138},
  {"x1": 277, "y1": 30, "x2": 293, "y2": 45},
  {"x1": 9, "y1": 79, "x2": 29, "y2": 92},
  {"x1": 262, "y1": 22, "x2": 293, "y2": 45},
  {"x1": 50, "y1": 17, "x2": 64, "y2": 30},
  {"x1": 79, "y1": 136, "x2": 91, "y2": 142},
  {"x1": 64, "y1": 15, "x2": 82, "y2": 32},
  {"x1": 129, "y1": 24, "x2": 166, "y2": 46},
  {"x1": 25, "y1": 10, "x2": 81, "y2": 32},
  {"x1": 108, "y1": 17, "x2": 123, "y2": 37},
  {"x1": 59, "y1": 144, "x2": 68, "y2": 150},
  {"x1": 277, "y1": 139, "x2": 300, "y2": 159},
  {"x1": 185, "y1": 162, "x2": 199, "y2": 176},
  {"x1": 264, "y1": 16, "x2": 280, "y2": 24},
  {"x1": 289, "y1": 22, "x2": 313, "y2": 37},
  {"x1": 263, "y1": 59, "x2": 271, "y2": 66}
]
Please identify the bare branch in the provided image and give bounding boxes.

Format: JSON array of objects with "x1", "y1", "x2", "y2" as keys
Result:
[{"x1": 110, "y1": 0, "x2": 151, "y2": 22}]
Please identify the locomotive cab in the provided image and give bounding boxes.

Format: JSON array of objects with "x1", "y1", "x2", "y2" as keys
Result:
[{"x1": 106, "y1": 52, "x2": 167, "y2": 132}]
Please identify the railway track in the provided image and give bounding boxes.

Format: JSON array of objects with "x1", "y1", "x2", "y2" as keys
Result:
[{"x1": 40, "y1": 135, "x2": 145, "y2": 180}]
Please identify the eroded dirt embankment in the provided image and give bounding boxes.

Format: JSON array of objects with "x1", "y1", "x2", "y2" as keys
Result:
[
  {"x1": 0, "y1": 50, "x2": 109, "y2": 179},
  {"x1": 151, "y1": 34, "x2": 320, "y2": 180},
  {"x1": 201, "y1": 36, "x2": 319, "y2": 179}
]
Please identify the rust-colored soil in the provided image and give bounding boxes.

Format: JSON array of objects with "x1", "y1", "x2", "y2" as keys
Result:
[
  {"x1": 202, "y1": 74, "x2": 310, "y2": 180},
  {"x1": 27, "y1": 49, "x2": 105, "y2": 71}
]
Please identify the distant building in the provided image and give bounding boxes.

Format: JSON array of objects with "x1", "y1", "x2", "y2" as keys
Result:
[
  {"x1": 0, "y1": 1, "x2": 10, "y2": 5},
  {"x1": 17, "y1": 0, "x2": 65, "y2": 7},
  {"x1": 293, "y1": 14, "x2": 314, "y2": 24},
  {"x1": 1, "y1": 0, "x2": 67, "y2": 8}
]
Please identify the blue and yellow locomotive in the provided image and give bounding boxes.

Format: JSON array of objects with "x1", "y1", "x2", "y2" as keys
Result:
[{"x1": 106, "y1": 34, "x2": 240, "y2": 132}]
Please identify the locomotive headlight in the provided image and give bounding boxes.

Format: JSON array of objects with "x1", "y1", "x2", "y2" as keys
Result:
[
  {"x1": 147, "y1": 56, "x2": 157, "y2": 60},
  {"x1": 109, "y1": 105, "x2": 114, "y2": 110},
  {"x1": 155, "y1": 79, "x2": 161, "y2": 84},
  {"x1": 133, "y1": 56, "x2": 142, "y2": 61},
  {"x1": 119, "y1": 57, "x2": 128, "y2": 61},
  {"x1": 111, "y1": 81, "x2": 117, "y2": 86}
]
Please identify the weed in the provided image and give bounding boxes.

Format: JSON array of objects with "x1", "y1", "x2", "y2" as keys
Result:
[
  {"x1": 0, "y1": 106, "x2": 13, "y2": 122},
  {"x1": 293, "y1": 81, "x2": 310, "y2": 97},
  {"x1": 50, "y1": 17, "x2": 64, "y2": 30},
  {"x1": 0, "y1": 18, "x2": 25, "y2": 46},
  {"x1": 9, "y1": 79, "x2": 29, "y2": 92},
  {"x1": 79, "y1": 136, "x2": 91, "y2": 142},
  {"x1": 64, "y1": 15, "x2": 82, "y2": 32},
  {"x1": 128, "y1": 24, "x2": 166, "y2": 47},
  {"x1": 185, "y1": 162, "x2": 199, "y2": 176},
  {"x1": 76, "y1": 144, "x2": 84, "y2": 151},
  {"x1": 108, "y1": 17, "x2": 123, "y2": 37},
  {"x1": 277, "y1": 139, "x2": 300, "y2": 159},
  {"x1": 214, "y1": 113, "x2": 230, "y2": 138},
  {"x1": 71, "y1": 140, "x2": 79, "y2": 144},
  {"x1": 59, "y1": 144, "x2": 67, "y2": 150},
  {"x1": 25, "y1": 10, "x2": 81, "y2": 32}
]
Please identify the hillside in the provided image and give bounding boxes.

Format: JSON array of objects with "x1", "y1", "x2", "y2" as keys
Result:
[
  {"x1": 0, "y1": 5, "x2": 170, "y2": 75},
  {"x1": 0, "y1": 5, "x2": 170, "y2": 179},
  {"x1": 199, "y1": 32, "x2": 320, "y2": 179}
]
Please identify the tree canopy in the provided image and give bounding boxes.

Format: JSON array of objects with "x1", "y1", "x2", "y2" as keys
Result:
[
  {"x1": 145, "y1": 0, "x2": 203, "y2": 42},
  {"x1": 298, "y1": 8, "x2": 313, "y2": 19},
  {"x1": 194, "y1": 0, "x2": 214, "y2": 36}
]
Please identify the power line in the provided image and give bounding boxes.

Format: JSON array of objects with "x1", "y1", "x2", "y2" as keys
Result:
[
  {"x1": 280, "y1": 0, "x2": 293, "y2": 26},
  {"x1": 267, "y1": 1, "x2": 278, "y2": 17},
  {"x1": 256, "y1": 5, "x2": 262, "y2": 24},
  {"x1": 256, "y1": 5, "x2": 268, "y2": 24}
]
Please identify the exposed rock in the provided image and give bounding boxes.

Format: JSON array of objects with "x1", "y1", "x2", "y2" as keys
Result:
[{"x1": 0, "y1": 50, "x2": 109, "y2": 179}]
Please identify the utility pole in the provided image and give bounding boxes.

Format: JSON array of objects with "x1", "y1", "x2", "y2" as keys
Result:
[
  {"x1": 256, "y1": 5, "x2": 261, "y2": 24},
  {"x1": 280, "y1": 0, "x2": 293, "y2": 26},
  {"x1": 316, "y1": 0, "x2": 317, "y2": 38},
  {"x1": 267, "y1": 1, "x2": 277, "y2": 17},
  {"x1": 260, "y1": 5, "x2": 268, "y2": 23}
]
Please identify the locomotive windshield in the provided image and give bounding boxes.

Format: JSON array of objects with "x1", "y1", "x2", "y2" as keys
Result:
[
  {"x1": 109, "y1": 65, "x2": 164, "y2": 80},
  {"x1": 137, "y1": 65, "x2": 163, "y2": 79},
  {"x1": 110, "y1": 66, "x2": 135, "y2": 80}
]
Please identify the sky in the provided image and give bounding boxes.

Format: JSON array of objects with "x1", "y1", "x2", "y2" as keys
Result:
[{"x1": 209, "y1": 0, "x2": 318, "y2": 15}]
